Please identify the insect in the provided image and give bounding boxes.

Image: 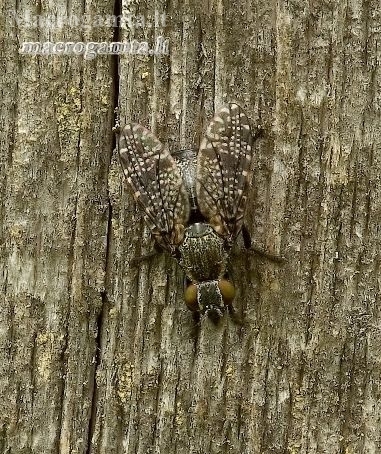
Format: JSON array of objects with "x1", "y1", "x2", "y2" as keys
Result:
[{"x1": 116, "y1": 103, "x2": 264, "y2": 323}]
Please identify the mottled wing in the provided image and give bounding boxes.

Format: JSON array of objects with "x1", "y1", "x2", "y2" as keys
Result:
[
  {"x1": 118, "y1": 123, "x2": 190, "y2": 254},
  {"x1": 196, "y1": 103, "x2": 255, "y2": 242}
]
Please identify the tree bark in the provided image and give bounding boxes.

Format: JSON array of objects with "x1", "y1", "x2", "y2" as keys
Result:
[{"x1": 1, "y1": 0, "x2": 381, "y2": 453}]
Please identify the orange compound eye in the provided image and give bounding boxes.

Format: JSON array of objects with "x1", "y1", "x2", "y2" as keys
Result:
[
  {"x1": 184, "y1": 283, "x2": 198, "y2": 311},
  {"x1": 218, "y1": 279, "x2": 235, "y2": 306}
]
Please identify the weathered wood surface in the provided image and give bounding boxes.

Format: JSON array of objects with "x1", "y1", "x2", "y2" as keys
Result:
[{"x1": 1, "y1": 0, "x2": 380, "y2": 453}]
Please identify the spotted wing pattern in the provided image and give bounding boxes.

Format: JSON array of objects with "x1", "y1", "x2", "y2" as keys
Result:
[
  {"x1": 196, "y1": 103, "x2": 255, "y2": 243},
  {"x1": 118, "y1": 123, "x2": 190, "y2": 254}
]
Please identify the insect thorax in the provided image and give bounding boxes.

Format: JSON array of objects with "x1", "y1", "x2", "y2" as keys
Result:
[{"x1": 179, "y1": 223, "x2": 228, "y2": 282}]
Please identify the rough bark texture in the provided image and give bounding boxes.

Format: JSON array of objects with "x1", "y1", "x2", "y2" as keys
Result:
[{"x1": 1, "y1": 0, "x2": 381, "y2": 453}]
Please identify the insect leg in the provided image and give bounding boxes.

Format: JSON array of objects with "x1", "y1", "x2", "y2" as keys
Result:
[
  {"x1": 241, "y1": 225, "x2": 285, "y2": 264},
  {"x1": 130, "y1": 243, "x2": 165, "y2": 266},
  {"x1": 130, "y1": 251, "x2": 161, "y2": 266},
  {"x1": 227, "y1": 305, "x2": 243, "y2": 326}
]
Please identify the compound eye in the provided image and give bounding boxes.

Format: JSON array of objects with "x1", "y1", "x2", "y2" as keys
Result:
[
  {"x1": 184, "y1": 283, "x2": 198, "y2": 311},
  {"x1": 218, "y1": 279, "x2": 235, "y2": 306}
]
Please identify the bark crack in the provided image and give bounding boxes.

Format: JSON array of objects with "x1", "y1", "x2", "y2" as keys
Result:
[{"x1": 85, "y1": 0, "x2": 121, "y2": 449}]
